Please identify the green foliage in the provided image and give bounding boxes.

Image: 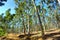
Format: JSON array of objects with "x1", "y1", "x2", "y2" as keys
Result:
[
  {"x1": 0, "y1": 0, "x2": 7, "y2": 6},
  {"x1": 0, "y1": 27, "x2": 6, "y2": 36},
  {"x1": 0, "y1": 0, "x2": 60, "y2": 35},
  {"x1": 5, "y1": 9, "x2": 13, "y2": 22}
]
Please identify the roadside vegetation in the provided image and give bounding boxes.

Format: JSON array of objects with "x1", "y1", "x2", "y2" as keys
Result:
[{"x1": 0, "y1": 0, "x2": 60, "y2": 40}]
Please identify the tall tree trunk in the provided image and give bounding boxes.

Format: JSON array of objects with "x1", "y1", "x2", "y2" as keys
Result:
[
  {"x1": 36, "y1": 8, "x2": 44, "y2": 36},
  {"x1": 22, "y1": 15, "x2": 26, "y2": 34},
  {"x1": 28, "y1": 15, "x2": 30, "y2": 34},
  {"x1": 32, "y1": 0, "x2": 44, "y2": 36},
  {"x1": 43, "y1": 16, "x2": 46, "y2": 32}
]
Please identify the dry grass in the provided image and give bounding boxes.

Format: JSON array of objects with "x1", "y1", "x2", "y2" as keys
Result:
[{"x1": 0, "y1": 29, "x2": 60, "y2": 40}]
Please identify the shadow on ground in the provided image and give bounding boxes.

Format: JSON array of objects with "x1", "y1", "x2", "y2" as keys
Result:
[
  {"x1": 0, "y1": 31, "x2": 60, "y2": 40},
  {"x1": 43, "y1": 32, "x2": 60, "y2": 39},
  {"x1": 53, "y1": 36, "x2": 60, "y2": 40}
]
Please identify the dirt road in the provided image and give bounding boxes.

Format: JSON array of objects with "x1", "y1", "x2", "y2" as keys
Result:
[{"x1": 0, "y1": 29, "x2": 60, "y2": 40}]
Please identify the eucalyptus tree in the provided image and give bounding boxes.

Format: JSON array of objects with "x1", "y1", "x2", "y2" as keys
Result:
[
  {"x1": 0, "y1": 14, "x2": 8, "y2": 33},
  {"x1": 31, "y1": 0, "x2": 45, "y2": 36},
  {"x1": 14, "y1": 0, "x2": 59, "y2": 35},
  {"x1": 14, "y1": 0, "x2": 35, "y2": 34},
  {"x1": 56, "y1": 7, "x2": 60, "y2": 28},
  {"x1": 0, "y1": 14, "x2": 7, "y2": 36},
  {"x1": 53, "y1": 6, "x2": 60, "y2": 28},
  {"x1": 0, "y1": 0, "x2": 7, "y2": 31},
  {"x1": 41, "y1": 8, "x2": 46, "y2": 31},
  {"x1": 14, "y1": 0, "x2": 28, "y2": 34},
  {"x1": 0, "y1": 0, "x2": 7, "y2": 34},
  {"x1": 3, "y1": 9, "x2": 15, "y2": 33},
  {"x1": 31, "y1": 0, "x2": 59, "y2": 35},
  {"x1": 5, "y1": 9, "x2": 12, "y2": 22},
  {"x1": 25, "y1": 0, "x2": 35, "y2": 34}
]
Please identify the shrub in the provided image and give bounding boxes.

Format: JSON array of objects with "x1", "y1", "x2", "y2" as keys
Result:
[{"x1": 0, "y1": 27, "x2": 5, "y2": 36}]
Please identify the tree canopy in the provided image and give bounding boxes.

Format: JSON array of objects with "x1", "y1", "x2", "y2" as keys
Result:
[{"x1": 0, "y1": 0, "x2": 7, "y2": 6}]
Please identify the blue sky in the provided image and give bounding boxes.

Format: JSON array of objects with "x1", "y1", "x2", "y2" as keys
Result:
[
  {"x1": 0, "y1": 0, "x2": 41, "y2": 15},
  {"x1": 0, "y1": 0, "x2": 59, "y2": 15},
  {"x1": 0, "y1": 0, "x2": 16, "y2": 15}
]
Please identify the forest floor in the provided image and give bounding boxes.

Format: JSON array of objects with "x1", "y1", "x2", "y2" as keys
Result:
[{"x1": 0, "y1": 29, "x2": 60, "y2": 40}]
